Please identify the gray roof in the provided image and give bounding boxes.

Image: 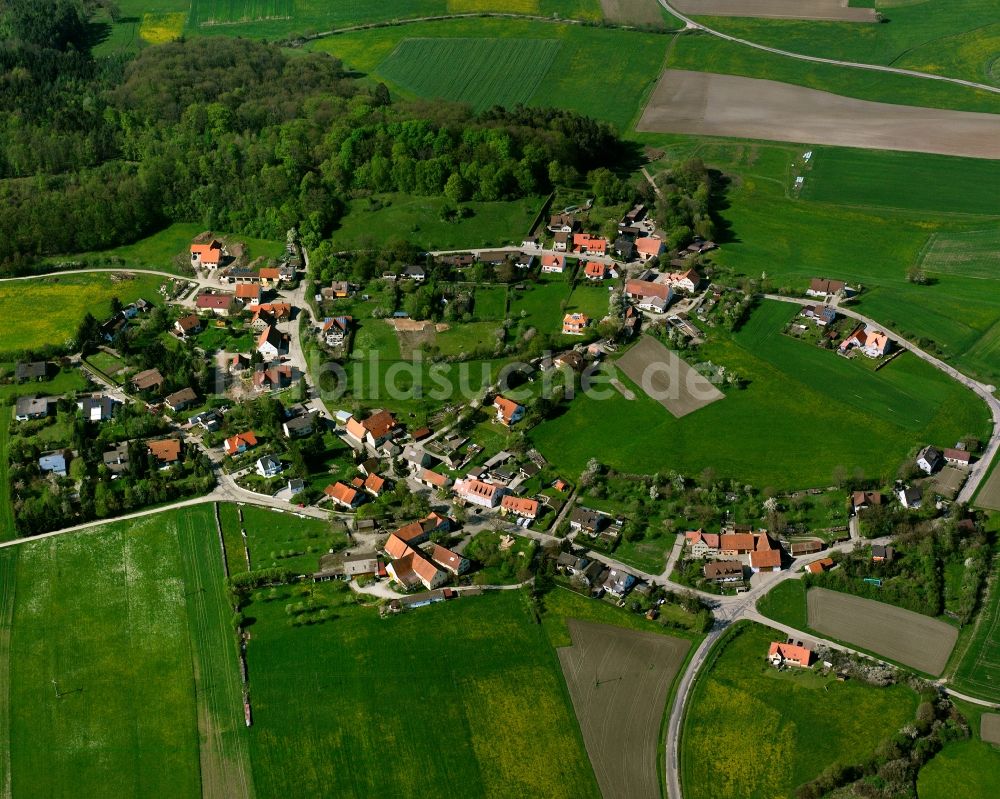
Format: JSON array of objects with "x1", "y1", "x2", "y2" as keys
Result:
[
  {"x1": 15, "y1": 395, "x2": 54, "y2": 417},
  {"x1": 39, "y1": 452, "x2": 67, "y2": 474},
  {"x1": 15, "y1": 361, "x2": 50, "y2": 380}
]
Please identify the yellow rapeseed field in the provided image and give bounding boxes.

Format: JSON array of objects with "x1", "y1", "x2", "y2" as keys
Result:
[{"x1": 139, "y1": 12, "x2": 187, "y2": 44}]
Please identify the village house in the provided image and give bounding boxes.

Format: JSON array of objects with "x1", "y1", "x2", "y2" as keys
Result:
[
  {"x1": 258, "y1": 267, "x2": 282, "y2": 288},
  {"x1": 664, "y1": 268, "x2": 701, "y2": 293},
  {"x1": 541, "y1": 253, "x2": 566, "y2": 273},
  {"x1": 552, "y1": 231, "x2": 570, "y2": 252},
  {"x1": 363, "y1": 473, "x2": 387, "y2": 498},
  {"x1": 78, "y1": 394, "x2": 118, "y2": 423},
  {"x1": 14, "y1": 361, "x2": 53, "y2": 382},
  {"x1": 943, "y1": 447, "x2": 972, "y2": 466},
  {"x1": 420, "y1": 468, "x2": 451, "y2": 491},
  {"x1": 189, "y1": 409, "x2": 221, "y2": 432},
  {"x1": 806, "y1": 278, "x2": 847, "y2": 298},
  {"x1": 916, "y1": 445, "x2": 944, "y2": 474},
  {"x1": 685, "y1": 529, "x2": 720, "y2": 558},
  {"x1": 38, "y1": 451, "x2": 68, "y2": 477},
  {"x1": 164, "y1": 387, "x2": 197, "y2": 413},
  {"x1": 256, "y1": 456, "x2": 282, "y2": 478},
  {"x1": 253, "y1": 362, "x2": 294, "y2": 393},
  {"x1": 249, "y1": 309, "x2": 277, "y2": 334},
  {"x1": 704, "y1": 561, "x2": 743, "y2": 583},
  {"x1": 386, "y1": 549, "x2": 448, "y2": 591},
  {"x1": 131, "y1": 368, "x2": 164, "y2": 394},
  {"x1": 602, "y1": 568, "x2": 636, "y2": 598},
  {"x1": 492, "y1": 395, "x2": 525, "y2": 427},
  {"x1": 147, "y1": 438, "x2": 182, "y2": 468},
  {"x1": 898, "y1": 486, "x2": 923, "y2": 509},
  {"x1": 256, "y1": 325, "x2": 289, "y2": 359},
  {"x1": 174, "y1": 314, "x2": 202, "y2": 338},
  {"x1": 345, "y1": 410, "x2": 398, "y2": 448},
  {"x1": 401, "y1": 264, "x2": 426, "y2": 281},
  {"x1": 431, "y1": 544, "x2": 469, "y2": 576},
  {"x1": 851, "y1": 491, "x2": 883, "y2": 514},
  {"x1": 282, "y1": 414, "x2": 314, "y2": 438},
  {"x1": 768, "y1": 641, "x2": 812, "y2": 668},
  {"x1": 190, "y1": 240, "x2": 224, "y2": 269},
  {"x1": 799, "y1": 304, "x2": 837, "y2": 326},
  {"x1": 321, "y1": 281, "x2": 353, "y2": 301},
  {"x1": 548, "y1": 213, "x2": 578, "y2": 234},
  {"x1": 573, "y1": 233, "x2": 608, "y2": 255},
  {"x1": 224, "y1": 431, "x2": 257, "y2": 456},
  {"x1": 806, "y1": 558, "x2": 834, "y2": 575},
  {"x1": 839, "y1": 323, "x2": 893, "y2": 358},
  {"x1": 562, "y1": 313, "x2": 589, "y2": 335},
  {"x1": 749, "y1": 533, "x2": 782, "y2": 573},
  {"x1": 235, "y1": 282, "x2": 262, "y2": 305},
  {"x1": 569, "y1": 506, "x2": 609, "y2": 536},
  {"x1": 320, "y1": 316, "x2": 352, "y2": 347},
  {"x1": 453, "y1": 478, "x2": 506, "y2": 508},
  {"x1": 514, "y1": 253, "x2": 535, "y2": 270},
  {"x1": 625, "y1": 279, "x2": 673, "y2": 313},
  {"x1": 635, "y1": 237, "x2": 664, "y2": 262},
  {"x1": 500, "y1": 495, "x2": 539, "y2": 520},
  {"x1": 614, "y1": 237, "x2": 637, "y2": 261},
  {"x1": 102, "y1": 442, "x2": 130, "y2": 476},
  {"x1": 195, "y1": 293, "x2": 233, "y2": 316},
  {"x1": 583, "y1": 261, "x2": 610, "y2": 281},
  {"x1": 325, "y1": 481, "x2": 364, "y2": 510},
  {"x1": 718, "y1": 533, "x2": 755, "y2": 556}
]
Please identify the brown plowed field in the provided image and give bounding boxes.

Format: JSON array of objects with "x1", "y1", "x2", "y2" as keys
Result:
[
  {"x1": 601, "y1": 0, "x2": 665, "y2": 27},
  {"x1": 616, "y1": 335, "x2": 724, "y2": 418},
  {"x1": 557, "y1": 619, "x2": 690, "y2": 799},
  {"x1": 672, "y1": 0, "x2": 876, "y2": 22},
  {"x1": 638, "y1": 71, "x2": 1000, "y2": 160},
  {"x1": 807, "y1": 588, "x2": 958, "y2": 675}
]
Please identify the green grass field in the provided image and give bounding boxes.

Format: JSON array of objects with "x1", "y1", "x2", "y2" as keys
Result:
[
  {"x1": 0, "y1": 273, "x2": 165, "y2": 356},
  {"x1": 690, "y1": 0, "x2": 1000, "y2": 87},
  {"x1": 682, "y1": 622, "x2": 918, "y2": 799},
  {"x1": 244, "y1": 588, "x2": 601, "y2": 798},
  {"x1": 0, "y1": 410, "x2": 13, "y2": 542},
  {"x1": 239, "y1": 504, "x2": 342, "y2": 575},
  {"x1": 530, "y1": 301, "x2": 990, "y2": 488},
  {"x1": 472, "y1": 284, "x2": 508, "y2": 320},
  {"x1": 331, "y1": 193, "x2": 541, "y2": 250},
  {"x1": 756, "y1": 579, "x2": 809, "y2": 630},
  {"x1": 310, "y1": 19, "x2": 672, "y2": 130},
  {"x1": 191, "y1": 0, "x2": 295, "y2": 25},
  {"x1": 0, "y1": 548, "x2": 16, "y2": 791},
  {"x1": 948, "y1": 557, "x2": 1000, "y2": 700},
  {"x1": 379, "y1": 38, "x2": 561, "y2": 111},
  {"x1": 0, "y1": 367, "x2": 88, "y2": 404},
  {"x1": 917, "y1": 700, "x2": 1000, "y2": 799},
  {"x1": 917, "y1": 229, "x2": 1000, "y2": 280}
]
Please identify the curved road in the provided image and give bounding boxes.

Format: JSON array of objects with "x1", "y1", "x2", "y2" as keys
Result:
[{"x1": 656, "y1": 0, "x2": 1000, "y2": 96}]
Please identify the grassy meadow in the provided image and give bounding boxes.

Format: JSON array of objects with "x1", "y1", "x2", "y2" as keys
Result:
[
  {"x1": 682, "y1": 622, "x2": 918, "y2": 799},
  {"x1": 947, "y1": 553, "x2": 1000, "y2": 701},
  {"x1": 917, "y1": 700, "x2": 1000, "y2": 799},
  {"x1": 530, "y1": 301, "x2": 990, "y2": 488},
  {"x1": 0, "y1": 410, "x2": 13, "y2": 541},
  {"x1": 0, "y1": 273, "x2": 165, "y2": 356},
  {"x1": 244, "y1": 587, "x2": 601, "y2": 799}
]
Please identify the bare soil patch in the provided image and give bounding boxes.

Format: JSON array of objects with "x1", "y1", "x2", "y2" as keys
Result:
[
  {"x1": 981, "y1": 713, "x2": 1000, "y2": 745},
  {"x1": 931, "y1": 465, "x2": 966, "y2": 499},
  {"x1": 976, "y1": 461, "x2": 1000, "y2": 511},
  {"x1": 558, "y1": 619, "x2": 691, "y2": 799},
  {"x1": 637, "y1": 70, "x2": 1000, "y2": 160},
  {"x1": 807, "y1": 587, "x2": 958, "y2": 675},
  {"x1": 616, "y1": 335, "x2": 724, "y2": 418},
  {"x1": 672, "y1": 0, "x2": 876, "y2": 22},
  {"x1": 601, "y1": 0, "x2": 665, "y2": 27},
  {"x1": 387, "y1": 318, "x2": 449, "y2": 357}
]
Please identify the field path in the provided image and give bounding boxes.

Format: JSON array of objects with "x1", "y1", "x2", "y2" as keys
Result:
[{"x1": 655, "y1": 0, "x2": 1000, "y2": 96}]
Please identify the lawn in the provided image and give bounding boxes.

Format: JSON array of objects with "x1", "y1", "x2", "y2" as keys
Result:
[
  {"x1": 756, "y1": 579, "x2": 809, "y2": 631},
  {"x1": 0, "y1": 367, "x2": 88, "y2": 404},
  {"x1": 917, "y1": 700, "x2": 1000, "y2": 799},
  {"x1": 331, "y1": 193, "x2": 542, "y2": 250},
  {"x1": 472, "y1": 284, "x2": 509, "y2": 321},
  {"x1": 310, "y1": 18, "x2": 672, "y2": 130},
  {"x1": 689, "y1": 0, "x2": 1000, "y2": 87},
  {"x1": 0, "y1": 273, "x2": 165, "y2": 356},
  {"x1": 435, "y1": 321, "x2": 502, "y2": 356},
  {"x1": 509, "y1": 271, "x2": 574, "y2": 333},
  {"x1": 244, "y1": 588, "x2": 601, "y2": 798},
  {"x1": 379, "y1": 38, "x2": 562, "y2": 111},
  {"x1": 239, "y1": 504, "x2": 345, "y2": 575},
  {"x1": 529, "y1": 301, "x2": 990, "y2": 489},
  {"x1": 681, "y1": 622, "x2": 918, "y2": 799},
  {"x1": 49, "y1": 221, "x2": 285, "y2": 276}
]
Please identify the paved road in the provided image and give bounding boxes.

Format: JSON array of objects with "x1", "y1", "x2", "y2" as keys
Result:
[
  {"x1": 656, "y1": 0, "x2": 1000, "y2": 96},
  {"x1": 764, "y1": 294, "x2": 1000, "y2": 505}
]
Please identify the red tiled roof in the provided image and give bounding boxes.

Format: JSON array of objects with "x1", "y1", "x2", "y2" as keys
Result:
[
  {"x1": 492, "y1": 395, "x2": 523, "y2": 424},
  {"x1": 225, "y1": 431, "x2": 257, "y2": 453},
  {"x1": 500, "y1": 495, "x2": 539, "y2": 518},
  {"x1": 364, "y1": 473, "x2": 386, "y2": 494},
  {"x1": 325, "y1": 482, "x2": 358, "y2": 505},
  {"x1": 769, "y1": 641, "x2": 812, "y2": 665},
  {"x1": 196, "y1": 293, "x2": 232, "y2": 310},
  {"x1": 635, "y1": 237, "x2": 663, "y2": 257},
  {"x1": 147, "y1": 438, "x2": 181, "y2": 462},
  {"x1": 720, "y1": 533, "x2": 754, "y2": 552},
  {"x1": 384, "y1": 533, "x2": 410, "y2": 560},
  {"x1": 422, "y1": 469, "x2": 448, "y2": 487},
  {"x1": 236, "y1": 283, "x2": 261, "y2": 300},
  {"x1": 431, "y1": 544, "x2": 463, "y2": 572}
]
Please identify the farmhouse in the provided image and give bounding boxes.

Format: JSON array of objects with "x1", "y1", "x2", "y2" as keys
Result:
[
  {"x1": 453, "y1": 478, "x2": 506, "y2": 508},
  {"x1": 431, "y1": 544, "x2": 469, "y2": 575},
  {"x1": 625, "y1": 279, "x2": 673, "y2": 313},
  {"x1": 806, "y1": 278, "x2": 847, "y2": 297},
  {"x1": 325, "y1": 481, "x2": 364, "y2": 509},
  {"x1": 719, "y1": 533, "x2": 755, "y2": 556},
  {"x1": 789, "y1": 541, "x2": 822, "y2": 557},
  {"x1": 190, "y1": 240, "x2": 224, "y2": 268},
  {"x1": 839, "y1": 324, "x2": 893, "y2": 358},
  {"x1": 345, "y1": 410, "x2": 398, "y2": 448},
  {"x1": 749, "y1": 533, "x2": 782, "y2": 573},
  {"x1": 147, "y1": 438, "x2": 182, "y2": 467},
  {"x1": 704, "y1": 561, "x2": 743, "y2": 583},
  {"x1": 164, "y1": 387, "x2": 197, "y2": 413},
  {"x1": 492, "y1": 395, "x2": 525, "y2": 427},
  {"x1": 541, "y1": 253, "x2": 566, "y2": 273},
  {"x1": 635, "y1": 237, "x2": 664, "y2": 262},
  {"x1": 131, "y1": 368, "x2": 164, "y2": 394},
  {"x1": 256, "y1": 456, "x2": 282, "y2": 478},
  {"x1": 768, "y1": 641, "x2": 813, "y2": 668},
  {"x1": 665, "y1": 268, "x2": 701, "y2": 294},
  {"x1": 685, "y1": 529, "x2": 720, "y2": 558},
  {"x1": 386, "y1": 550, "x2": 447, "y2": 591},
  {"x1": 851, "y1": 491, "x2": 883, "y2": 514},
  {"x1": 500, "y1": 495, "x2": 539, "y2": 520},
  {"x1": 573, "y1": 233, "x2": 608, "y2": 255},
  {"x1": 800, "y1": 304, "x2": 837, "y2": 326},
  {"x1": 195, "y1": 293, "x2": 233, "y2": 315},
  {"x1": 256, "y1": 325, "x2": 289, "y2": 358},
  {"x1": 224, "y1": 431, "x2": 258, "y2": 456},
  {"x1": 420, "y1": 469, "x2": 451, "y2": 490},
  {"x1": 916, "y1": 445, "x2": 944, "y2": 474},
  {"x1": 806, "y1": 558, "x2": 834, "y2": 574},
  {"x1": 174, "y1": 315, "x2": 202, "y2": 337},
  {"x1": 78, "y1": 395, "x2": 118, "y2": 423},
  {"x1": 562, "y1": 313, "x2": 589, "y2": 335}
]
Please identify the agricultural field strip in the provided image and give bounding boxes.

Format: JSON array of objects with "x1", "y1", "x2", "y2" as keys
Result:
[
  {"x1": 673, "y1": 0, "x2": 875, "y2": 21},
  {"x1": 953, "y1": 564, "x2": 1000, "y2": 696},
  {"x1": 918, "y1": 230, "x2": 1000, "y2": 279},
  {"x1": 0, "y1": 552, "x2": 15, "y2": 799},
  {"x1": 654, "y1": 0, "x2": 1000, "y2": 95}
]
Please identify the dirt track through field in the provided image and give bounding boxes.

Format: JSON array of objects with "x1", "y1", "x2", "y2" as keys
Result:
[
  {"x1": 616, "y1": 335, "x2": 724, "y2": 417},
  {"x1": 558, "y1": 620, "x2": 690, "y2": 799},
  {"x1": 807, "y1": 588, "x2": 958, "y2": 675},
  {"x1": 601, "y1": 0, "x2": 665, "y2": 27},
  {"x1": 638, "y1": 70, "x2": 1000, "y2": 159},
  {"x1": 671, "y1": 0, "x2": 876, "y2": 21}
]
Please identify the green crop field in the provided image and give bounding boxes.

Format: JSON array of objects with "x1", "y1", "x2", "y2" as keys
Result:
[
  {"x1": 238, "y1": 504, "x2": 343, "y2": 575},
  {"x1": 191, "y1": 0, "x2": 295, "y2": 25},
  {"x1": 682, "y1": 622, "x2": 918, "y2": 799},
  {"x1": 690, "y1": 0, "x2": 1000, "y2": 87},
  {"x1": 530, "y1": 301, "x2": 990, "y2": 488},
  {"x1": 310, "y1": 19, "x2": 671, "y2": 130},
  {"x1": 0, "y1": 273, "x2": 165, "y2": 356},
  {"x1": 331, "y1": 193, "x2": 541, "y2": 251},
  {"x1": 918, "y1": 229, "x2": 1000, "y2": 280},
  {"x1": 948, "y1": 558, "x2": 1000, "y2": 700},
  {"x1": 244, "y1": 588, "x2": 601, "y2": 798},
  {"x1": 665, "y1": 33, "x2": 1000, "y2": 115},
  {"x1": 379, "y1": 38, "x2": 562, "y2": 111}
]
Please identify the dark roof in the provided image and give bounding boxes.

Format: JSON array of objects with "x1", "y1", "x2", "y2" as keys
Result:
[
  {"x1": 15, "y1": 361, "x2": 50, "y2": 381},
  {"x1": 569, "y1": 507, "x2": 607, "y2": 531}
]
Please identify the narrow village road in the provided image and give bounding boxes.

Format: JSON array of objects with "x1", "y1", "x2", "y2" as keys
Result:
[
  {"x1": 764, "y1": 294, "x2": 1000, "y2": 504},
  {"x1": 655, "y1": 0, "x2": 1000, "y2": 96}
]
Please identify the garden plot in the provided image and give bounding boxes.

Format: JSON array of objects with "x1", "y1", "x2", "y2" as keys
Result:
[
  {"x1": 558, "y1": 620, "x2": 690, "y2": 799},
  {"x1": 672, "y1": 0, "x2": 876, "y2": 21},
  {"x1": 638, "y1": 70, "x2": 1000, "y2": 159},
  {"x1": 807, "y1": 587, "x2": 958, "y2": 675},
  {"x1": 616, "y1": 335, "x2": 724, "y2": 418}
]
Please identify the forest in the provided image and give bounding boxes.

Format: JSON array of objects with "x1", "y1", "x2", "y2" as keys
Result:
[{"x1": 0, "y1": 0, "x2": 627, "y2": 275}]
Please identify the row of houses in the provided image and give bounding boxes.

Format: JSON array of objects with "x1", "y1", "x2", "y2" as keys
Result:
[
  {"x1": 685, "y1": 528, "x2": 785, "y2": 582},
  {"x1": 554, "y1": 550, "x2": 637, "y2": 599}
]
